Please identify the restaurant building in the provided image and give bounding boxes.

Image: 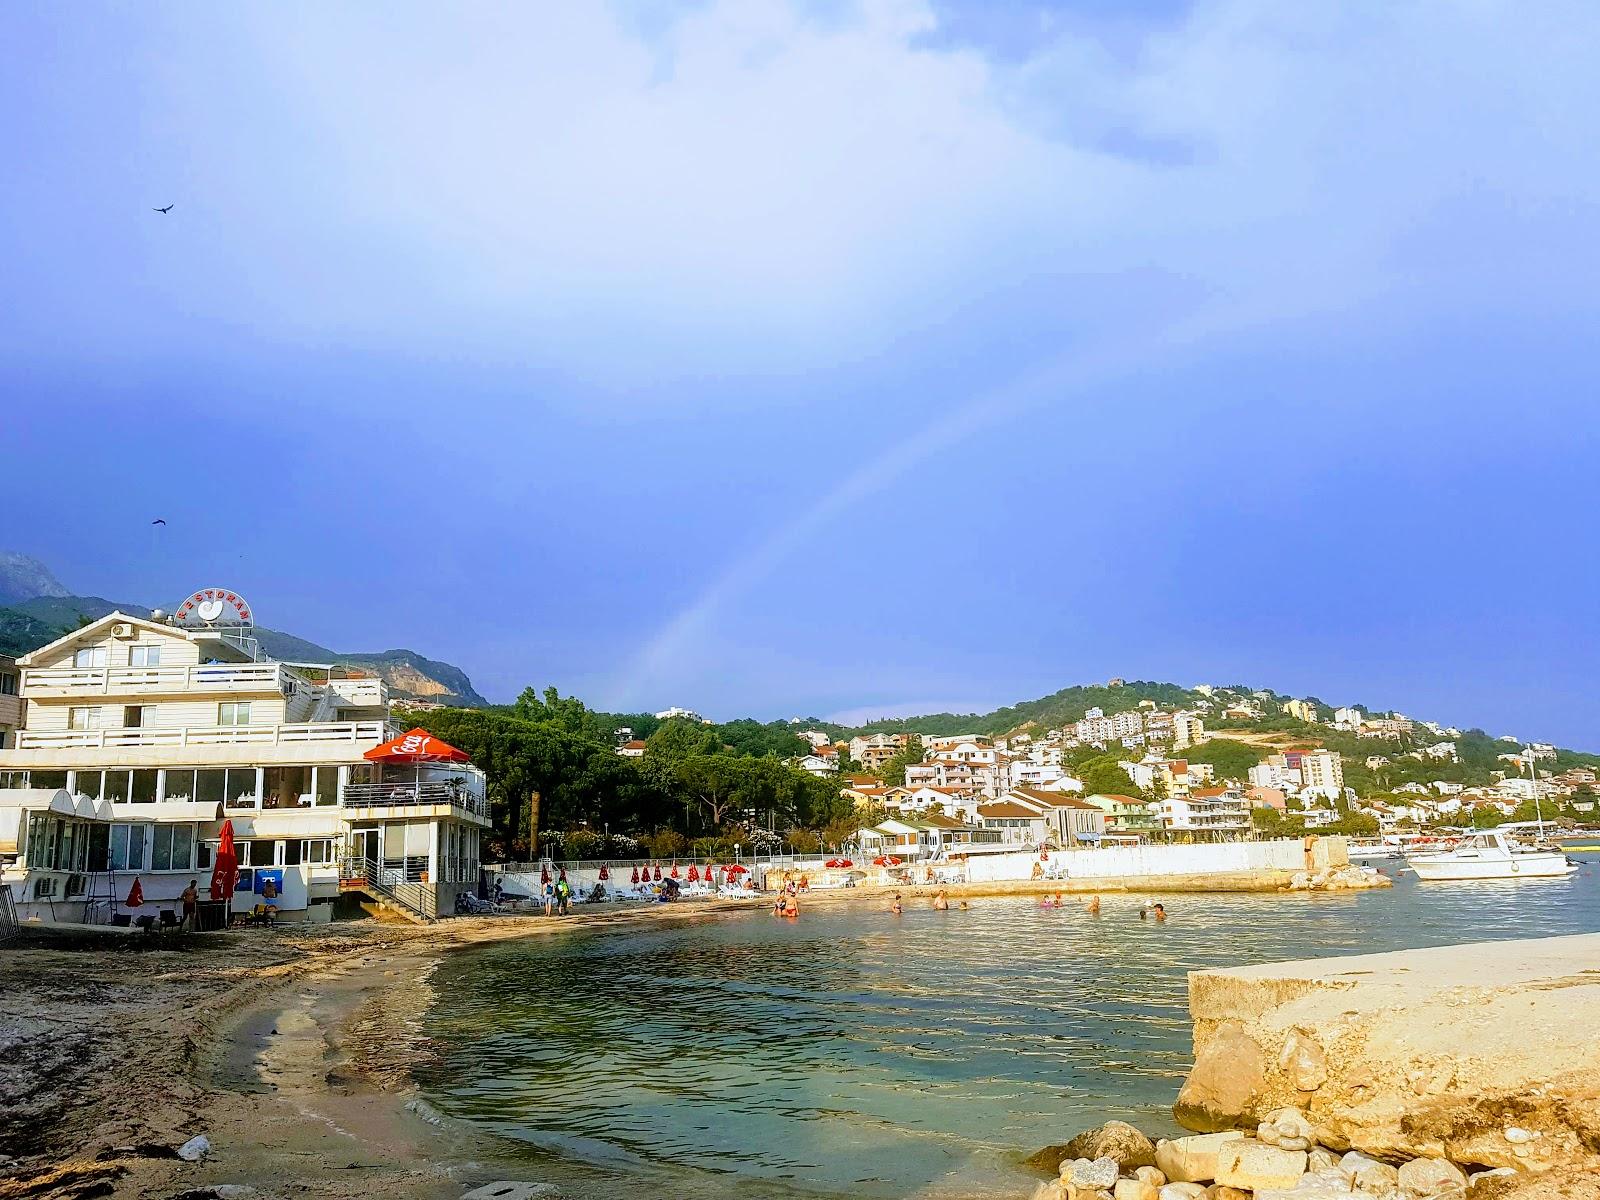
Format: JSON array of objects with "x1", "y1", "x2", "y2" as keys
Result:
[{"x1": 0, "y1": 593, "x2": 489, "y2": 924}]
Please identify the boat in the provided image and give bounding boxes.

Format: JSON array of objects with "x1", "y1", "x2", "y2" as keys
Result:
[{"x1": 1407, "y1": 831, "x2": 1577, "y2": 881}]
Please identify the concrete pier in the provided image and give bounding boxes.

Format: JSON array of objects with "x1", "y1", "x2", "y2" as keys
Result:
[{"x1": 1174, "y1": 932, "x2": 1600, "y2": 1172}]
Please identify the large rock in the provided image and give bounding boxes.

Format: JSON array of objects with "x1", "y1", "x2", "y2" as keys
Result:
[
  {"x1": 1214, "y1": 1141, "x2": 1308, "y2": 1191},
  {"x1": 1340, "y1": 1151, "x2": 1401, "y2": 1195},
  {"x1": 1155, "y1": 1134, "x2": 1247, "y2": 1184},
  {"x1": 1397, "y1": 1158, "x2": 1468, "y2": 1198},
  {"x1": 1176, "y1": 934, "x2": 1600, "y2": 1171},
  {"x1": 1061, "y1": 1121, "x2": 1158, "y2": 1170},
  {"x1": 1174, "y1": 1022, "x2": 1267, "y2": 1131},
  {"x1": 1063, "y1": 1157, "x2": 1120, "y2": 1190},
  {"x1": 1158, "y1": 1186, "x2": 1207, "y2": 1200},
  {"x1": 1115, "y1": 1180, "x2": 1159, "y2": 1200}
]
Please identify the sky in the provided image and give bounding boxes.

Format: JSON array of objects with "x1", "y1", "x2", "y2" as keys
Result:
[{"x1": 4, "y1": 1, "x2": 1600, "y2": 743}]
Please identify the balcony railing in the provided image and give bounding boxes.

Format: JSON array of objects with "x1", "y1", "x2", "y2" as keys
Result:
[
  {"x1": 25, "y1": 662, "x2": 290, "y2": 698},
  {"x1": 342, "y1": 780, "x2": 489, "y2": 819},
  {"x1": 15, "y1": 720, "x2": 392, "y2": 751}
]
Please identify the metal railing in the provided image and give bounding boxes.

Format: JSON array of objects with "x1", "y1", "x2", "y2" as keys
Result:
[
  {"x1": 341, "y1": 780, "x2": 489, "y2": 818},
  {"x1": 0, "y1": 884, "x2": 17, "y2": 944},
  {"x1": 338, "y1": 856, "x2": 438, "y2": 922},
  {"x1": 17, "y1": 720, "x2": 392, "y2": 751}
]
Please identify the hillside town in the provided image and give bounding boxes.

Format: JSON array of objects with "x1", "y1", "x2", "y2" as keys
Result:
[{"x1": 763, "y1": 682, "x2": 1597, "y2": 853}]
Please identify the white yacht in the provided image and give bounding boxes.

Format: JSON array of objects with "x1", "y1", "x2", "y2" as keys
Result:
[{"x1": 1407, "y1": 831, "x2": 1577, "y2": 881}]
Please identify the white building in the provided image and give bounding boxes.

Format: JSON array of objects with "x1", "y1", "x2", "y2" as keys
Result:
[
  {"x1": 1249, "y1": 748, "x2": 1344, "y2": 802},
  {"x1": 654, "y1": 706, "x2": 706, "y2": 723},
  {"x1": 1156, "y1": 787, "x2": 1251, "y2": 834},
  {"x1": 1171, "y1": 710, "x2": 1203, "y2": 749},
  {"x1": 0, "y1": 605, "x2": 489, "y2": 926}
]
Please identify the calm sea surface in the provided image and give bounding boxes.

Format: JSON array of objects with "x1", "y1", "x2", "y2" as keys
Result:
[{"x1": 417, "y1": 856, "x2": 1600, "y2": 1200}]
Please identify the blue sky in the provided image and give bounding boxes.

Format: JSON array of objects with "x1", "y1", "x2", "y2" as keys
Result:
[{"x1": 4, "y1": 1, "x2": 1599, "y2": 742}]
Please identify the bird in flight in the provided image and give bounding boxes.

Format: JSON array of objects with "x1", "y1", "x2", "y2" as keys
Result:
[
  {"x1": 151, "y1": 518, "x2": 167, "y2": 526},
  {"x1": 153, "y1": 204, "x2": 174, "y2": 214}
]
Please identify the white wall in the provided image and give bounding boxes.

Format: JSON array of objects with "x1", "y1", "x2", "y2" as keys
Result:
[{"x1": 961, "y1": 839, "x2": 1324, "y2": 882}]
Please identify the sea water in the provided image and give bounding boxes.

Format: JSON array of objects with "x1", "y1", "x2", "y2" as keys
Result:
[{"x1": 417, "y1": 856, "x2": 1600, "y2": 1199}]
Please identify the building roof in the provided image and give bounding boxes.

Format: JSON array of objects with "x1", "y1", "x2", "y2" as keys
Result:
[
  {"x1": 1085, "y1": 793, "x2": 1143, "y2": 805},
  {"x1": 976, "y1": 802, "x2": 1043, "y2": 819},
  {"x1": 621, "y1": 740, "x2": 647, "y2": 750},
  {"x1": 1191, "y1": 786, "x2": 1229, "y2": 798},
  {"x1": 1011, "y1": 786, "x2": 1100, "y2": 811}
]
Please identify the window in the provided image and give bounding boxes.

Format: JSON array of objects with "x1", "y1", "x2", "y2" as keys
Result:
[
  {"x1": 283, "y1": 839, "x2": 302, "y2": 866},
  {"x1": 74, "y1": 647, "x2": 108, "y2": 669},
  {"x1": 196, "y1": 841, "x2": 213, "y2": 870},
  {"x1": 101, "y1": 770, "x2": 130, "y2": 804},
  {"x1": 132, "y1": 769, "x2": 159, "y2": 803},
  {"x1": 151, "y1": 824, "x2": 194, "y2": 871},
  {"x1": 123, "y1": 705, "x2": 156, "y2": 729},
  {"x1": 196, "y1": 769, "x2": 227, "y2": 805},
  {"x1": 302, "y1": 839, "x2": 336, "y2": 865},
  {"x1": 32, "y1": 770, "x2": 67, "y2": 791},
  {"x1": 227, "y1": 767, "x2": 258, "y2": 807},
  {"x1": 68, "y1": 707, "x2": 102, "y2": 731},
  {"x1": 264, "y1": 765, "x2": 310, "y2": 809},
  {"x1": 217, "y1": 701, "x2": 251, "y2": 726},
  {"x1": 0, "y1": 672, "x2": 16, "y2": 695},
  {"x1": 240, "y1": 839, "x2": 276, "y2": 867},
  {"x1": 129, "y1": 644, "x2": 162, "y2": 667},
  {"x1": 314, "y1": 765, "x2": 339, "y2": 807},
  {"x1": 73, "y1": 770, "x2": 103, "y2": 800},
  {"x1": 109, "y1": 824, "x2": 149, "y2": 872}
]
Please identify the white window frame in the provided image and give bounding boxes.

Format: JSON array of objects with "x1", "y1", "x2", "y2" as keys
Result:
[
  {"x1": 74, "y1": 647, "x2": 108, "y2": 669},
  {"x1": 217, "y1": 701, "x2": 252, "y2": 726},
  {"x1": 68, "y1": 706, "x2": 103, "y2": 731},
  {"x1": 129, "y1": 644, "x2": 162, "y2": 667},
  {"x1": 124, "y1": 704, "x2": 156, "y2": 729}
]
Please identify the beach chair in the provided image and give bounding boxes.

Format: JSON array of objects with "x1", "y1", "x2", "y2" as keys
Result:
[{"x1": 159, "y1": 909, "x2": 179, "y2": 929}]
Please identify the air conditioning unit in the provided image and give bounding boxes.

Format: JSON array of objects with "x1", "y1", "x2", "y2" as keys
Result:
[{"x1": 110, "y1": 623, "x2": 135, "y2": 638}]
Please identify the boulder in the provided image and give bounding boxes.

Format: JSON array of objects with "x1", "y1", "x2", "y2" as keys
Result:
[
  {"x1": 1175, "y1": 1024, "x2": 1267, "y2": 1132},
  {"x1": 176, "y1": 1135, "x2": 211, "y2": 1163},
  {"x1": 1115, "y1": 1180, "x2": 1160, "y2": 1200},
  {"x1": 1397, "y1": 1158, "x2": 1468, "y2": 1198},
  {"x1": 1342, "y1": 1152, "x2": 1400, "y2": 1196},
  {"x1": 1280, "y1": 1031, "x2": 1329, "y2": 1092},
  {"x1": 1063, "y1": 1157, "x2": 1120, "y2": 1190},
  {"x1": 1061, "y1": 1121, "x2": 1158, "y2": 1170},
  {"x1": 1466, "y1": 1168, "x2": 1516, "y2": 1189},
  {"x1": 1155, "y1": 1133, "x2": 1246, "y2": 1184},
  {"x1": 1259, "y1": 1106, "x2": 1315, "y2": 1151},
  {"x1": 1158, "y1": 1186, "x2": 1208, "y2": 1200},
  {"x1": 1135, "y1": 1167, "x2": 1168, "y2": 1187},
  {"x1": 1214, "y1": 1141, "x2": 1308, "y2": 1191},
  {"x1": 1032, "y1": 1183, "x2": 1068, "y2": 1200},
  {"x1": 1205, "y1": 1188, "x2": 1251, "y2": 1200},
  {"x1": 1308, "y1": 1148, "x2": 1339, "y2": 1173}
]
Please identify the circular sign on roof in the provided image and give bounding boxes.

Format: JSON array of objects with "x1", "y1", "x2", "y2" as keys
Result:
[{"x1": 174, "y1": 588, "x2": 254, "y2": 627}]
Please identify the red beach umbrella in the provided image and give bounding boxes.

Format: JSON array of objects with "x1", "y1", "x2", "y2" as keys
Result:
[
  {"x1": 631, "y1": 866, "x2": 640, "y2": 885},
  {"x1": 725, "y1": 864, "x2": 749, "y2": 876},
  {"x1": 209, "y1": 819, "x2": 238, "y2": 902},
  {"x1": 687, "y1": 865, "x2": 699, "y2": 882},
  {"x1": 125, "y1": 877, "x2": 144, "y2": 908},
  {"x1": 825, "y1": 858, "x2": 851, "y2": 869},
  {"x1": 363, "y1": 728, "x2": 471, "y2": 764},
  {"x1": 670, "y1": 863, "x2": 681, "y2": 879},
  {"x1": 599, "y1": 864, "x2": 610, "y2": 880},
  {"x1": 653, "y1": 865, "x2": 662, "y2": 881}
]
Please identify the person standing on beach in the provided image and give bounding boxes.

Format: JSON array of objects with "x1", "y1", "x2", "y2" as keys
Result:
[
  {"x1": 556, "y1": 873, "x2": 571, "y2": 915},
  {"x1": 180, "y1": 879, "x2": 199, "y2": 930},
  {"x1": 543, "y1": 878, "x2": 556, "y2": 916}
]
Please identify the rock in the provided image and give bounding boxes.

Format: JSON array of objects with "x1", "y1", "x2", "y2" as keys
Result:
[
  {"x1": 1396, "y1": 1159, "x2": 1468, "y2": 1198},
  {"x1": 1135, "y1": 1167, "x2": 1168, "y2": 1187},
  {"x1": 1159, "y1": 1186, "x2": 1208, "y2": 1200},
  {"x1": 1467, "y1": 1168, "x2": 1516, "y2": 1189},
  {"x1": 1062, "y1": 1120, "x2": 1158, "y2": 1170},
  {"x1": 1175, "y1": 1024, "x2": 1267, "y2": 1132},
  {"x1": 1026, "y1": 1146, "x2": 1076, "y2": 1174},
  {"x1": 1032, "y1": 1183, "x2": 1068, "y2": 1200},
  {"x1": 1502, "y1": 1127, "x2": 1536, "y2": 1145},
  {"x1": 1206, "y1": 1188, "x2": 1251, "y2": 1200},
  {"x1": 1259, "y1": 1106, "x2": 1315, "y2": 1152},
  {"x1": 1308, "y1": 1148, "x2": 1339, "y2": 1172},
  {"x1": 1064, "y1": 1157, "x2": 1121, "y2": 1189},
  {"x1": 1156, "y1": 1133, "x2": 1247, "y2": 1184},
  {"x1": 1280, "y1": 1031, "x2": 1329, "y2": 1092},
  {"x1": 1347, "y1": 1154, "x2": 1401, "y2": 1195},
  {"x1": 1214, "y1": 1141, "x2": 1308, "y2": 1191},
  {"x1": 459, "y1": 1184, "x2": 560, "y2": 1200},
  {"x1": 1115, "y1": 1181, "x2": 1159, "y2": 1200},
  {"x1": 176, "y1": 1135, "x2": 210, "y2": 1163}
]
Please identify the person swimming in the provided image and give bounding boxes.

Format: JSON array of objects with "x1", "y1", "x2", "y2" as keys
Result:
[
  {"x1": 958, "y1": 900, "x2": 969, "y2": 910},
  {"x1": 890, "y1": 893, "x2": 903, "y2": 915},
  {"x1": 1087, "y1": 895, "x2": 1101, "y2": 915},
  {"x1": 932, "y1": 889, "x2": 949, "y2": 911}
]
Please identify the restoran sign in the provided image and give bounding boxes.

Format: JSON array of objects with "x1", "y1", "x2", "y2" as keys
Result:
[{"x1": 174, "y1": 588, "x2": 254, "y2": 627}]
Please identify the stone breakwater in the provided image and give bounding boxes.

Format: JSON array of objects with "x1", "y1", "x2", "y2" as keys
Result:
[{"x1": 1028, "y1": 1117, "x2": 1516, "y2": 1200}]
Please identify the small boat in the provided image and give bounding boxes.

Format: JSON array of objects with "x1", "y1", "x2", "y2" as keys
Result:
[{"x1": 1407, "y1": 831, "x2": 1577, "y2": 881}]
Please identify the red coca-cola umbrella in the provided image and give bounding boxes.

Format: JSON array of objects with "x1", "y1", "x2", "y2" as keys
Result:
[
  {"x1": 209, "y1": 819, "x2": 239, "y2": 902},
  {"x1": 598, "y1": 864, "x2": 610, "y2": 880},
  {"x1": 630, "y1": 866, "x2": 640, "y2": 885},
  {"x1": 824, "y1": 858, "x2": 852, "y2": 869},
  {"x1": 363, "y1": 728, "x2": 471, "y2": 764},
  {"x1": 125, "y1": 877, "x2": 144, "y2": 908},
  {"x1": 687, "y1": 864, "x2": 700, "y2": 882},
  {"x1": 670, "y1": 863, "x2": 680, "y2": 879},
  {"x1": 872, "y1": 855, "x2": 902, "y2": 867},
  {"x1": 725, "y1": 864, "x2": 749, "y2": 876},
  {"x1": 653, "y1": 865, "x2": 662, "y2": 881}
]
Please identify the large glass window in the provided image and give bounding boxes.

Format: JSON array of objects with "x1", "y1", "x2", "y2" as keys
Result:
[
  {"x1": 314, "y1": 766, "x2": 339, "y2": 807},
  {"x1": 240, "y1": 839, "x2": 275, "y2": 867},
  {"x1": 129, "y1": 644, "x2": 162, "y2": 667},
  {"x1": 217, "y1": 701, "x2": 251, "y2": 726},
  {"x1": 123, "y1": 705, "x2": 156, "y2": 729},
  {"x1": 0, "y1": 671, "x2": 17, "y2": 695},
  {"x1": 282, "y1": 839, "x2": 302, "y2": 866},
  {"x1": 73, "y1": 770, "x2": 103, "y2": 800},
  {"x1": 264, "y1": 766, "x2": 310, "y2": 809},
  {"x1": 101, "y1": 770, "x2": 130, "y2": 804},
  {"x1": 151, "y1": 824, "x2": 194, "y2": 871},
  {"x1": 109, "y1": 824, "x2": 149, "y2": 871},
  {"x1": 132, "y1": 769, "x2": 159, "y2": 803},
  {"x1": 68, "y1": 707, "x2": 102, "y2": 731},
  {"x1": 196, "y1": 841, "x2": 213, "y2": 870},
  {"x1": 196, "y1": 769, "x2": 227, "y2": 805},
  {"x1": 74, "y1": 647, "x2": 108, "y2": 668},
  {"x1": 32, "y1": 770, "x2": 67, "y2": 791},
  {"x1": 303, "y1": 839, "x2": 335, "y2": 865},
  {"x1": 228, "y1": 768, "x2": 258, "y2": 807},
  {"x1": 87, "y1": 824, "x2": 109, "y2": 871}
]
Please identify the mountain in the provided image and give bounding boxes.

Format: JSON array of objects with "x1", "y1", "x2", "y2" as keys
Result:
[
  {"x1": 0, "y1": 552, "x2": 71, "y2": 605},
  {"x1": 0, "y1": 559, "x2": 486, "y2": 706}
]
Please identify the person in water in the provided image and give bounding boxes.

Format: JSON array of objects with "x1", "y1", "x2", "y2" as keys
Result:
[
  {"x1": 932, "y1": 889, "x2": 949, "y2": 911},
  {"x1": 782, "y1": 894, "x2": 800, "y2": 918},
  {"x1": 889, "y1": 893, "x2": 904, "y2": 915},
  {"x1": 1152, "y1": 902, "x2": 1167, "y2": 921},
  {"x1": 958, "y1": 900, "x2": 969, "y2": 910},
  {"x1": 1087, "y1": 895, "x2": 1101, "y2": 915}
]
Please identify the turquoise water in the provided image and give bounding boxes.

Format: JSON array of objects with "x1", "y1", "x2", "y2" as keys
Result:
[{"x1": 418, "y1": 857, "x2": 1600, "y2": 1200}]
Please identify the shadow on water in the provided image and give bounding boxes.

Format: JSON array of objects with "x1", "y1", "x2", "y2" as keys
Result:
[{"x1": 416, "y1": 857, "x2": 1600, "y2": 1200}]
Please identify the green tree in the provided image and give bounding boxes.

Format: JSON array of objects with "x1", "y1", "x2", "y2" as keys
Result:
[{"x1": 873, "y1": 735, "x2": 925, "y2": 786}]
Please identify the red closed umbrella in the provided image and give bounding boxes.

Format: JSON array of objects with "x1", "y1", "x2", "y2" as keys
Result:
[
  {"x1": 687, "y1": 865, "x2": 699, "y2": 882},
  {"x1": 653, "y1": 865, "x2": 662, "y2": 881},
  {"x1": 631, "y1": 866, "x2": 640, "y2": 884},
  {"x1": 599, "y1": 864, "x2": 610, "y2": 880},
  {"x1": 670, "y1": 863, "x2": 680, "y2": 879},
  {"x1": 209, "y1": 819, "x2": 238, "y2": 902},
  {"x1": 125, "y1": 878, "x2": 144, "y2": 908}
]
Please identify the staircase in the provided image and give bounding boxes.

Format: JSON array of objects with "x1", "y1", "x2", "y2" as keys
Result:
[{"x1": 338, "y1": 857, "x2": 438, "y2": 924}]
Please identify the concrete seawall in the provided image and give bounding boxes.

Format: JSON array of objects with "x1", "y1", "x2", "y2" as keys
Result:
[{"x1": 1174, "y1": 932, "x2": 1600, "y2": 1173}]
